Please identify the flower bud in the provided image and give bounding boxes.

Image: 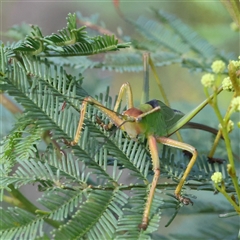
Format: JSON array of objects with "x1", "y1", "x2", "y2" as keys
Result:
[
  {"x1": 222, "y1": 77, "x2": 234, "y2": 91},
  {"x1": 231, "y1": 96, "x2": 240, "y2": 112},
  {"x1": 211, "y1": 172, "x2": 223, "y2": 184},
  {"x1": 211, "y1": 60, "x2": 226, "y2": 74},
  {"x1": 201, "y1": 73, "x2": 215, "y2": 88}
]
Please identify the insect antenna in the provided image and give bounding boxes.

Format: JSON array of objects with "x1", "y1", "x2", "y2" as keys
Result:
[{"x1": 10, "y1": 89, "x2": 125, "y2": 118}]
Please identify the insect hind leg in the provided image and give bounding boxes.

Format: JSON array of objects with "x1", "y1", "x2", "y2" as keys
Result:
[
  {"x1": 156, "y1": 136, "x2": 197, "y2": 205},
  {"x1": 140, "y1": 135, "x2": 160, "y2": 230}
]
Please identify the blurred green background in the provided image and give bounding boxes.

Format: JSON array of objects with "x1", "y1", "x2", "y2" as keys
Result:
[
  {"x1": 1, "y1": 0, "x2": 238, "y2": 107},
  {"x1": 1, "y1": 0, "x2": 239, "y2": 238},
  {"x1": 2, "y1": 0, "x2": 239, "y2": 151}
]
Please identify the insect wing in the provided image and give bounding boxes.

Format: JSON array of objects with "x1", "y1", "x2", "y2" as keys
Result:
[{"x1": 157, "y1": 100, "x2": 184, "y2": 132}]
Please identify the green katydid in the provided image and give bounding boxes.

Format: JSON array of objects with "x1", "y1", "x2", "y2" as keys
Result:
[{"x1": 68, "y1": 81, "x2": 222, "y2": 230}]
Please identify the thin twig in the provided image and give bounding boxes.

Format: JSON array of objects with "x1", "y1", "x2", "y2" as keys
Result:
[{"x1": 0, "y1": 93, "x2": 23, "y2": 114}]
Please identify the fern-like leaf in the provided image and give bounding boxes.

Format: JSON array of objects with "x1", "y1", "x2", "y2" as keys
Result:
[
  {"x1": 1, "y1": 10, "x2": 238, "y2": 239},
  {"x1": 52, "y1": 189, "x2": 128, "y2": 239},
  {"x1": 12, "y1": 13, "x2": 130, "y2": 56},
  {"x1": 0, "y1": 207, "x2": 44, "y2": 239},
  {"x1": 61, "y1": 34, "x2": 130, "y2": 56}
]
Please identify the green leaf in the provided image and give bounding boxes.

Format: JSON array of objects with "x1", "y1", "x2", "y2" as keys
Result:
[{"x1": 1, "y1": 10, "x2": 238, "y2": 239}]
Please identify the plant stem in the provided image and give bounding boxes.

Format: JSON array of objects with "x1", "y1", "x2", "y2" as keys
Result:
[
  {"x1": 0, "y1": 93, "x2": 23, "y2": 114},
  {"x1": 215, "y1": 183, "x2": 240, "y2": 213},
  {"x1": 220, "y1": 0, "x2": 240, "y2": 28},
  {"x1": 210, "y1": 89, "x2": 240, "y2": 206},
  {"x1": 141, "y1": 52, "x2": 150, "y2": 104},
  {"x1": 208, "y1": 130, "x2": 222, "y2": 158},
  {"x1": 6, "y1": 185, "x2": 61, "y2": 228}
]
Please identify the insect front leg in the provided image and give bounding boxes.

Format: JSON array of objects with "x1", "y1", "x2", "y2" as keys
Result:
[
  {"x1": 70, "y1": 96, "x2": 92, "y2": 146},
  {"x1": 106, "y1": 82, "x2": 134, "y2": 130},
  {"x1": 70, "y1": 96, "x2": 126, "y2": 146},
  {"x1": 95, "y1": 116, "x2": 113, "y2": 131}
]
